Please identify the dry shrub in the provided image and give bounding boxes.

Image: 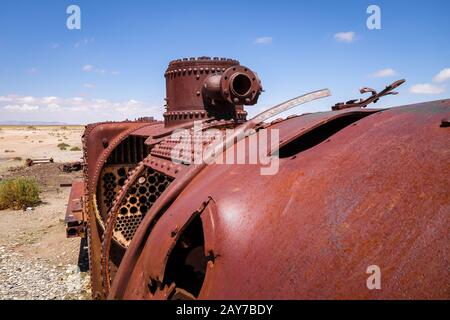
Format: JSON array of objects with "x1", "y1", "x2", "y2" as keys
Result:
[
  {"x1": 0, "y1": 177, "x2": 40, "y2": 210},
  {"x1": 57, "y1": 142, "x2": 70, "y2": 150}
]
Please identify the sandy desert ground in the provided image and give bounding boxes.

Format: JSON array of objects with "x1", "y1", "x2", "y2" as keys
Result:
[
  {"x1": 0, "y1": 125, "x2": 83, "y2": 169},
  {"x1": 0, "y1": 126, "x2": 91, "y2": 299}
]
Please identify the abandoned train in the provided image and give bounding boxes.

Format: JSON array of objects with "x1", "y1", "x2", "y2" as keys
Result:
[{"x1": 65, "y1": 57, "x2": 450, "y2": 299}]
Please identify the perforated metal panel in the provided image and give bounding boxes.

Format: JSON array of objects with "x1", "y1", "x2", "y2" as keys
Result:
[
  {"x1": 113, "y1": 167, "x2": 173, "y2": 246},
  {"x1": 98, "y1": 165, "x2": 134, "y2": 221},
  {"x1": 96, "y1": 136, "x2": 150, "y2": 223}
]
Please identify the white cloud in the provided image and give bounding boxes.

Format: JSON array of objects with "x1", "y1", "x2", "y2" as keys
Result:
[
  {"x1": 432, "y1": 68, "x2": 450, "y2": 83},
  {"x1": 82, "y1": 64, "x2": 94, "y2": 72},
  {"x1": 0, "y1": 96, "x2": 12, "y2": 102},
  {"x1": 50, "y1": 42, "x2": 59, "y2": 49},
  {"x1": 370, "y1": 68, "x2": 397, "y2": 78},
  {"x1": 409, "y1": 83, "x2": 445, "y2": 94},
  {"x1": 42, "y1": 96, "x2": 58, "y2": 104},
  {"x1": 0, "y1": 94, "x2": 160, "y2": 118},
  {"x1": 334, "y1": 31, "x2": 355, "y2": 43},
  {"x1": 82, "y1": 64, "x2": 118, "y2": 75},
  {"x1": 23, "y1": 96, "x2": 36, "y2": 103},
  {"x1": 254, "y1": 37, "x2": 273, "y2": 45},
  {"x1": 4, "y1": 104, "x2": 40, "y2": 112},
  {"x1": 46, "y1": 103, "x2": 61, "y2": 112},
  {"x1": 0, "y1": 95, "x2": 38, "y2": 104}
]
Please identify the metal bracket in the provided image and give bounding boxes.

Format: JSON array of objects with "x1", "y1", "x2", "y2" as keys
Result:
[{"x1": 332, "y1": 79, "x2": 406, "y2": 111}]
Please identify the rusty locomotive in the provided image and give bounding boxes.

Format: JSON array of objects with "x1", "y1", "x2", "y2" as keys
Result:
[{"x1": 66, "y1": 56, "x2": 450, "y2": 299}]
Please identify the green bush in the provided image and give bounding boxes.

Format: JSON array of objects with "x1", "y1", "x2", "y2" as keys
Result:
[
  {"x1": 57, "y1": 142, "x2": 70, "y2": 150},
  {"x1": 0, "y1": 177, "x2": 41, "y2": 210}
]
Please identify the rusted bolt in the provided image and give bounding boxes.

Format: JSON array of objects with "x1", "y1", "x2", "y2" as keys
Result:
[
  {"x1": 206, "y1": 250, "x2": 217, "y2": 264},
  {"x1": 440, "y1": 118, "x2": 450, "y2": 127},
  {"x1": 102, "y1": 138, "x2": 108, "y2": 148},
  {"x1": 170, "y1": 226, "x2": 179, "y2": 237}
]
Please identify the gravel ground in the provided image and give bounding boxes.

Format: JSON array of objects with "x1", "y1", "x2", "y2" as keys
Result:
[
  {"x1": 0, "y1": 147, "x2": 92, "y2": 300},
  {"x1": 0, "y1": 245, "x2": 91, "y2": 300}
]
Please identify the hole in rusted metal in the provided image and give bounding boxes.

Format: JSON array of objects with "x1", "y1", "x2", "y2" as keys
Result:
[
  {"x1": 148, "y1": 279, "x2": 159, "y2": 295},
  {"x1": 161, "y1": 215, "x2": 207, "y2": 299},
  {"x1": 231, "y1": 73, "x2": 252, "y2": 97},
  {"x1": 278, "y1": 113, "x2": 375, "y2": 158},
  {"x1": 206, "y1": 250, "x2": 217, "y2": 264}
]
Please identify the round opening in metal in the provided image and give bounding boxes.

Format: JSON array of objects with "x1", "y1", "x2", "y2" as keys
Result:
[{"x1": 231, "y1": 73, "x2": 252, "y2": 97}]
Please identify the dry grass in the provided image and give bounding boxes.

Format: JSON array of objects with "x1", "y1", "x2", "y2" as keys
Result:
[{"x1": 0, "y1": 177, "x2": 40, "y2": 210}]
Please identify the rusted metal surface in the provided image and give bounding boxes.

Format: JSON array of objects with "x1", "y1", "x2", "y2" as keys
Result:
[
  {"x1": 67, "y1": 55, "x2": 449, "y2": 300},
  {"x1": 101, "y1": 90, "x2": 332, "y2": 296},
  {"x1": 163, "y1": 57, "x2": 262, "y2": 127},
  {"x1": 111, "y1": 100, "x2": 449, "y2": 300},
  {"x1": 74, "y1": 119, "x2": 162, "y2": 298},
  {"x1": 65, "y1": 179, "x2": 85, "y2": 238},
  {"x1": 83, "y1": 121, "x2": 160, "y2": 194}
]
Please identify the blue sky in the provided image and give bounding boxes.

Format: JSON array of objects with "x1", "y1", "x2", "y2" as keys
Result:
[{"x1": 0, "y1": 0, "x2": 449, "y2": 124}]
